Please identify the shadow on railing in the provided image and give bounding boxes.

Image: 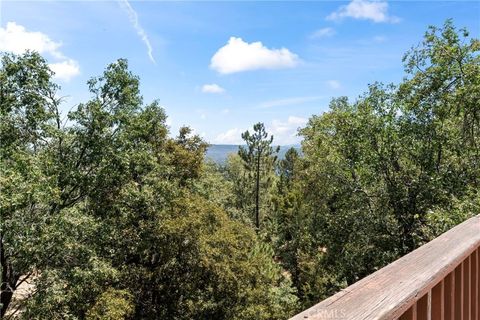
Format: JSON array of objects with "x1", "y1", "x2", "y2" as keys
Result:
[{"x1": 290, "y1": 215, "x2": 480, "y2": 320}]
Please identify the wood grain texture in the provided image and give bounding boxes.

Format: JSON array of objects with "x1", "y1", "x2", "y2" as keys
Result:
[
  {"x1": 463, "y1": 257, "x2": 470, "y2": 319},
  {"x1": 455, "y1": 265, "x2": 462, "y2": 320},
  {"x1": 416, "y1": 293, "x2": 429, "y2": 320},
  {"x1": 289, "y1": 215, "x2": 480, "y2": 320},
  {"x1": 399, "y1": 306, "x2": 414, "y2": 320},
  {"x1": 477, "y1": 248, "x2": 480, "y2": 319},
  {"x1": 443, "y1": 272, "x2": 453, "y2": 320},
  {"x1": 471, "y1": 250, "x2": 477, "y2": 319},
  {"x1": 431, "y1": 280, "x2": 443, "y2": 320}
]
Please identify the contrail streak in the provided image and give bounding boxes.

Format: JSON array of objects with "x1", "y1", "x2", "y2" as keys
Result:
[{"x1": 119, "y1": 0, "x2": 155, "y2": 64}]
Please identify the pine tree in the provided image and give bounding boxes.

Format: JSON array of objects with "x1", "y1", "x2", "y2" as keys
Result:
[{"x1": 238, "y1": 123, "x2": 279, "y2": 229}]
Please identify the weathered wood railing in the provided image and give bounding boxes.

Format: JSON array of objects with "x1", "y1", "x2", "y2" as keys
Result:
[{"x1": 290, "y1": 215, "x2": 480, "y2": 320}]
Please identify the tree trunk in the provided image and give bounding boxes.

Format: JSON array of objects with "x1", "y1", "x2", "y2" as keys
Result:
[
  {"x1": 1, "y1": 236, "x2": 17, "y2": 318},
  {"x1": 255, "y1": 152, "x2": 261, "y2": 229}
]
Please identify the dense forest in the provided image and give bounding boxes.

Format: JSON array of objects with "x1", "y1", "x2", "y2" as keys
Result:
[{"x1": 1, "y1": 21, "x2": 479, "y2": 319}]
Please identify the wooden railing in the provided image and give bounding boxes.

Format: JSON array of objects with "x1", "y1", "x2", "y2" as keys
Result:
[{"x1": 290, "y1": 215, "x2": 480, "y2": 320}]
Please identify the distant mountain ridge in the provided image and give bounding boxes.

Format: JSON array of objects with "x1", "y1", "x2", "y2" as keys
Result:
[{"x1": 206, "y1": 144, "x2": 301, "y2": 164}]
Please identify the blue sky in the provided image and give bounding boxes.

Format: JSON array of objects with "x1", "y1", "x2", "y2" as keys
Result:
[{"x1": 1, "y1": 1, "x2": 479, "y2": 144}]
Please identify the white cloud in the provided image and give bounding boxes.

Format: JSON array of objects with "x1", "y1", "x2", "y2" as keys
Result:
[
  {"x1": 0, "y1": 22, "x2": 62, "y2": 57},
  {"x1": 259, "y1": 96, "x2": 323, "y2": 109},
  {"x1": 49, "y1": 59, "x2": 80, "y2": 81},
  {"x1": 119, "y1": 0, "x2": 155, "y2": 64},
  {"x1": 0, "y1": 22, "x2": 80, "y2": 81},
  {"x1": 212, "y1": 128, "x2": 245, "y2": 144},
  {"x1": 189, "y1": 127, "x2": 206, "y2": 138},
  {"x1": 310, "y1": 27, "x2": 336, "y2": 39},
  {"x1": 222, "y1": 108, "x2": 230, "y2": 114},
  {"x1": 268, "y1": 116, "x2": 308, "y2": 145},
  {"x1": 326, "y1": 80, "x2": 341, "y2": 89},
  {"x1": 327, "y1": 0, "x2": 400, "y2": 23},
  {"x1": 201, "y1": 83, "x2": 225, "y2": 94},
  {"x1": 287, "y1": 116, "x2": 308, "y2": 126},
  {"x1": 210, "y1": 37, "x2": 299, "y2": 74},
  {"x1": 213, "y1": 116, "x2": 308, "y2": 145}
]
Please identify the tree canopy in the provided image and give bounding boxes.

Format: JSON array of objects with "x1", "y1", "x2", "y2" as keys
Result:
[
  {"x1": 0, "y1": 53, "x2": 297, "y2": 319},
  {"x1": 1, "y1": 20, "x2": 479, "y2": 319}
]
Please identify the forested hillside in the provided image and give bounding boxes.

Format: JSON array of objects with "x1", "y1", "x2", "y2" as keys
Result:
[
  {"x1": 1, "y1": 21, "x2": 479, "y2": 319},
  {"x1": 206, "y1": 145, "x2": 300, "y2": 164}
]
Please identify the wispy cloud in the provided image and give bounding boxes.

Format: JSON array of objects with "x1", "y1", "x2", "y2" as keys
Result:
[
  {"x1": 119, "y1": 0, "x2": 155, "y2": 63},
  {"x1": 267, "y1": 116, "x2": 307, "y2": 144},
  {"x1": 326, "y1": 80, "x2": 341, "y2": 89},
  {"x1": 0, "y1": 22, "x2": 80, "y2": 81},
  {"x1": 310, "y1": 27, "x2": 336, "y2": 39},
  {"x1": 259, "y1": 96, "x2": 323, "y2": 109},
  {"x1": 210, "y1": 37, "x2": 299, "y2": 74},
  {"x1": 212, "y1": 128, "x2": 245, "y2": 144},
  {"x1": 327, "y1": 0, "x2": 400, "y2": 23},
  {"x1": 213, "y1": 115, "x2": 308, "y2": 145},
  {"x1": 201, "y1": 83, "x2": 225, "y2": 94}
]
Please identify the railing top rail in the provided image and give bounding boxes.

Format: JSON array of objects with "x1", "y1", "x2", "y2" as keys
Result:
[{"x1": 290, "y1": 215, "x2": 480, "y2": 320}]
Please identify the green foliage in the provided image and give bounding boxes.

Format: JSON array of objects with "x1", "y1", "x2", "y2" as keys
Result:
[
  {"x1": 1, "y1": 20, "x2": 478, "y2": 319},
  {"x1": 298, "y1": 20, "x2": 479, "y2": 294},
  {"x1": 423, "y1": 188, "x2": 480, "y2": 237},
  {"x1": 233, "y1": 242, "x2": 298, "y2": 320},
  {"x1": 238, "y1": 123, "x2": 279, "y2": 229},
  {"x1": 193, "y1": 160, "x2": 246, "y2": 222},
  {"x1": 1, "y1": 52, "x2": 297, "y2": 319},
  {"x1": 1, "y1": 51, "x2": 62, "y2": 317},
  {"x1": 86, "y1": 289, "x2": 134, "y2": 320}
]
